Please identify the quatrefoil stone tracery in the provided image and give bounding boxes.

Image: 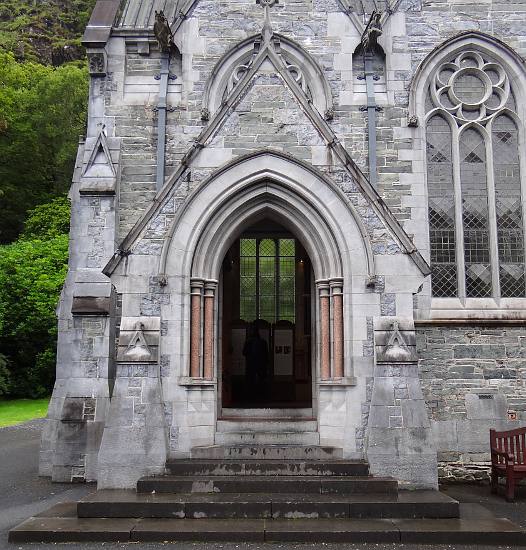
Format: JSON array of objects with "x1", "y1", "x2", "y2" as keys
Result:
[{"x1": 430, "y1": 51, "x2": 511, "y2": 124}]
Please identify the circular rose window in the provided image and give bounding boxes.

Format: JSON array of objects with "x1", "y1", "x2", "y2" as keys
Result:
[
  {"x1": 429, "y1": 51, "x2": 511, "y2": 123},
  {"x1": 453, "y1": 73, "x2": 486, "y2": 104}
]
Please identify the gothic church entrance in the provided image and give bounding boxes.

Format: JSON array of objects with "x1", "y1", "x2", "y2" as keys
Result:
[{"x1": 221, "y1": 221, "x2": 313, "y2": 409}]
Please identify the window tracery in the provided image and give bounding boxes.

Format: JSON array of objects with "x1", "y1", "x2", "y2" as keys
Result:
[
  {"x1": 425, "y1": 50, "x2": 525, "y2": 299},
  {"x1": 205, "y1": 34, "x2": 331, "y2": 117},
  {"x1": 223, "y1": 53, "x2": 313, "y2": 102},
  {"x1": 429, "y1": 52, "x2": 513, "y2": 124}
]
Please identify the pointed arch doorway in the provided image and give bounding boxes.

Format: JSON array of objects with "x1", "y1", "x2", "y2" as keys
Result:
[{"x1": 220, "y1": 220, "x2": 313, "y2": 410}]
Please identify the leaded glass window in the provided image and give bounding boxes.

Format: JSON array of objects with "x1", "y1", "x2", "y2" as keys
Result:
[
  {"x1": 278, "y1": 239, "x2": 296, "y2": 323},
  {"x1": 240, "y1": 239, "x2": 257, "y2": 321},
  {"x1": 239, "y1": 238, "x2": 296, "y2": 323},
  {"x1": 427, "y1": 115, "x2": 457, "y2": 297},
  {"x1": 425, "y1": 50, "x2": 525, "y2": 299},
  {"x1": 460, "y1": 128, "x2": 492, "y2": 297},
  {"x1": 259, "y1": 239, "x2": 277, "y2": 322},
  {"x1": 493, "y1": 115, "x2": 525, "y2": 297}
]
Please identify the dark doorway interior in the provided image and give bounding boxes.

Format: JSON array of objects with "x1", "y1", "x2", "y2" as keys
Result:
[{"x1": 221, "y1": 220, "x2": 313, "y2": 409}]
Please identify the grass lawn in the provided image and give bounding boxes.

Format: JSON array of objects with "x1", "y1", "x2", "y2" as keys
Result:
[{"x1": 0, "y1": 398, "x2": 49, "y2": 428}]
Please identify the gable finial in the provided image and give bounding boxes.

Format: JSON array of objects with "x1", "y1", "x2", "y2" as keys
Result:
[{"x1": 256, "y1": 0, "x2": 278, "y2": 44}]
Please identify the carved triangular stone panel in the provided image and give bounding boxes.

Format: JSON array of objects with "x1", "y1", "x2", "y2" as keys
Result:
[
  {"x1": 83, "y1": 129, "x2": 116, "y2": 178},
  {"x1": 384, "y1": 321, "x2": 412, "y2": 362},
  {"x1": 79, "y1": 128, "x2": 120, "y2": 196},
  {"x1": 374, "y1": 317, "x2": 418, "y2": 363},
  {"x1": 117, "y1": 317, "x2": 160, "y2": 363},
  {"x1": 123, "y1": 325, "x2": 152, "y2": 362}
]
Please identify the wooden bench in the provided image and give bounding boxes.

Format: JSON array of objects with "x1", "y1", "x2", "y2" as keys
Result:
[{"x1": 490, "y1": 427, "x2": 526, "y2": 501}]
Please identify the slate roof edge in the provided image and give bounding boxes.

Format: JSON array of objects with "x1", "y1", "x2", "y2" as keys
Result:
[{"x1": 82, "y1": 0, "x2": 122, "y2": 47}]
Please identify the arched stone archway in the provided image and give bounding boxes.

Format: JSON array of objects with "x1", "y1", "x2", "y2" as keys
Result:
[
  {"x1": 160, "y1": 151, "x2": 375, "y2": 280},
  {"x1": 96, "y1": 151, "x2": 432, "y2": 489},
  {"x1": 150, "y1": 151, "x2": 380, "y2": 456},
  {"x1": 159, "y1": 152, "x2": 375, "y2": 389}
]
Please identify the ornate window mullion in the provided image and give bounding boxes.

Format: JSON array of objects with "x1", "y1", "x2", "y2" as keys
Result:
[
  {"x1": 484, "y1": 128, "x2": 501, "y2": 300},
  {"x1": 452, "y1": 124, "x2": 467, "y2": 301}
]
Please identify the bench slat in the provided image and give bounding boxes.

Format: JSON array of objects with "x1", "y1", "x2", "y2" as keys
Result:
[{"x1": 490, "y1": 427, "x2": 526, "y2": 501}]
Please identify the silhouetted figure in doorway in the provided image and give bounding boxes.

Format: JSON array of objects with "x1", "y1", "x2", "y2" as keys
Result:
[{"x1": 243, "y1": 323, "x2": 269, "y2": 403}]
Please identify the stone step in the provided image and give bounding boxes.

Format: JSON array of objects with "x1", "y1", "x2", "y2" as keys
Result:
[
  {"x1": 165, "y1": 458, "x2": 369, "y2": 477},
  {"x1": 216, "y1": 419, "x2": 318, "y2": 433},
  {"x1": 137, "y1": 475, "x2": 397, "y2": 495},
  {"x1": 215, "y1": 431, "x2": 320, "y2": 445},
  {"x1": 77, "y1": 490, "x2": 460, "y2": 520},
  {"x1": 190, "y1": 445, "x2": 342, "y2": 460},
  {"x1": 220, "y1": 407, "x2": 313, "y2": 419},
  {"x1": 11, "y1": 506, "x2": 525, "y2": 544}
]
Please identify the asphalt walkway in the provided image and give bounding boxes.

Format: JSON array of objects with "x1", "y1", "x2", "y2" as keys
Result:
[{"x1": 0, "y1": 420, "x2": 524, "y2": 549}]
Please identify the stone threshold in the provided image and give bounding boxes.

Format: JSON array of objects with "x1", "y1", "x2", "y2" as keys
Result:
[
  {"x1": 178, "y1": 377, "x2": 216, "y2": 387},
  {"x1": 319, "y1": 376, "x2": 357, "y2": 386}
]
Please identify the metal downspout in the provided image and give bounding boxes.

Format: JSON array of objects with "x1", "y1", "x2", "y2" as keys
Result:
[
  {"x1": 364, "y1": 51, "x2": 378, "y2": 189},
  {"x1": 156, "y1": 52, "x2": 171, "y2": 192}
]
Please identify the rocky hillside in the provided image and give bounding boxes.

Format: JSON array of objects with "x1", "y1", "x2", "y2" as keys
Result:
[{"x1": 0, "y1": 0, "x2": 97, "y2": 65}]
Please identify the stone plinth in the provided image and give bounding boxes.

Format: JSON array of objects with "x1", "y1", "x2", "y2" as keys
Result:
[
  {"x1": 97, "y1": 363, "x2": 168, "y2": 489},
  {"x1": 367, "y1": 362, "x2": 438, "y2": 490}
]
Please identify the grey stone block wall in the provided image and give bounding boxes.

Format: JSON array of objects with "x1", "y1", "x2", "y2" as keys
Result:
[
  {"x1": 97, "y1": 363, "x2": 167, "y2": 489},
  {"x1": 417, "y1": 324, "x2": 526, "y2": 482},
  {"x1": 42, "y1": 0, "x2": 526, "y2": 486}
]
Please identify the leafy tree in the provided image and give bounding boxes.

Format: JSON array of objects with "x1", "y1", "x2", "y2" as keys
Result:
[
  {"x1": 0, "y1": 53, "x2": 88, "y2": 243},
  {"x1": 23, "y1": 196, "x2": 71, "y2": 240},
  {"x1": 0, "y1": 1, "x2": 91, "y2": 397},
  {"x1": 0, "y1": 198, "x2": 70, "y2": 397},
  {"x1": 0, "y1": 0, "x2": 97, "y2": 65},
  {"x1": 0, "y1": 354, "x2": 9, "y2": 396}
]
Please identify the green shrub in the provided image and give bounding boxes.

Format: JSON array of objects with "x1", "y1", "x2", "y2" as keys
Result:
[
  {"x1": 0, "y1": 217, "x2": 69, "y2": 397},
  {"x1": 0, "y1": 354, "x2": 9, "y2": 396},
  {"x1": 23, "y1": 196, "x2": 71, "y2": 240}
]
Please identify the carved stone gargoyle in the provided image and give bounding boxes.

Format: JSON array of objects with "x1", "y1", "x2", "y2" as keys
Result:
[
  {"x1": 154, "y1": 10, "x2": 176, "y2": 54},
  {"x1": 361, "y1": 11, "x2": 383, "y2": 53}
]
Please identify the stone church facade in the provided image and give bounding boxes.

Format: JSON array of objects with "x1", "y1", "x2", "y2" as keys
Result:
[{"x1": 40, "y1": 0, "x2": 526, "y2": 490}]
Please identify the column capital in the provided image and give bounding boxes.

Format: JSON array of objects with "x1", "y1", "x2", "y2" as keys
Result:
[
  {"x1": 190, "y1": 278, "x2": 205, "y2": 294},
  {"x1": 316, "y1": 279, "x2": 330, "y2": 294},
  {"x1": 329, "y1": 278, "x2": 344, "y2": 294},
  {"x1": 204, "y1": 279, "x2": 219, "y2": 293}
]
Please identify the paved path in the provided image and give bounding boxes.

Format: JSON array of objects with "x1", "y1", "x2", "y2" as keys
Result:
[
  {"x1": 0, "y1": 420, "x2": 90, "y2": 550},
  {"x1": 1, "y1": 420, "x2": 524, "y2": 550}
]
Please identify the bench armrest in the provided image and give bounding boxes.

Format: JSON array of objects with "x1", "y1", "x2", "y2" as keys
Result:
[{"x1": 491, "y1": 447, "x2": 516, "y2": 465}]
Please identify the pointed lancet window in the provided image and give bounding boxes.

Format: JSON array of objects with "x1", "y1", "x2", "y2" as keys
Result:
[
  {"x1": 460, "y1": 128, "x2": 492, "y2": 297},
  {"x1": 426, "y1": 115, "x2": 457, "y2": 297},
  {"x1": 493, "y1": 115, "x2": 525, "y2": 297},
  {"x1": 425, "y1": 49, "x2": 525, "y2": 299}
]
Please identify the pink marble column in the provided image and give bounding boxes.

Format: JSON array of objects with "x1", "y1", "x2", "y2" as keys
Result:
[
  {"x1": 203, "y1": 280, "x2": 217, "y2": 381},
  {"x1": 331, "y1": 279, "x2": 344, "y2": 379},
  {"x1": 190, "y1": 279, "x2": 204, "y2": 378},
  {"x1": 318, "y1": 281, "x2": 331, "y2": 381}
]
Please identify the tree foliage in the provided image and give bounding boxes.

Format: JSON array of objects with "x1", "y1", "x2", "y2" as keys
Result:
[
  {"x1": 0, "y1": 0, "x2": 97, "y2": 65},
  {"x1": 0, "y1": 354, "x2": 9, "y2": 396},
  {"x1": 0, "y1": 198, "x2": 70, "y2": 397},
  {"x1": 0, "y1": 52, "x2": 88, "y2": 242},
  {"x1": 23, "y1": 196, "x2": 72, "y2": 240},
  {"x1": 0, "y1": 1, "x2": 91, "y2": 398}
]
